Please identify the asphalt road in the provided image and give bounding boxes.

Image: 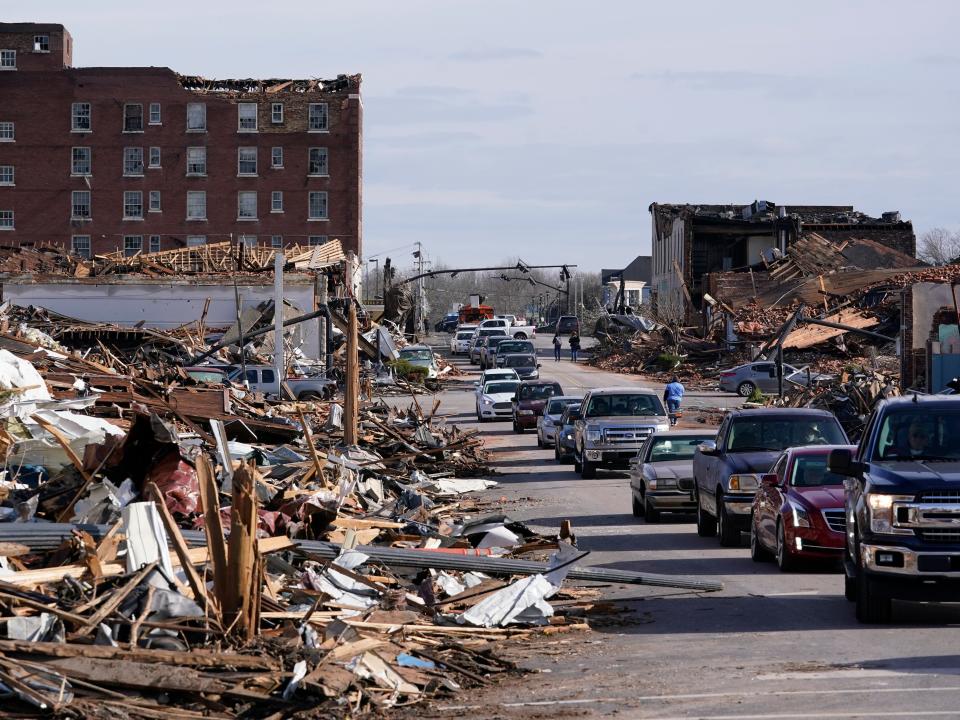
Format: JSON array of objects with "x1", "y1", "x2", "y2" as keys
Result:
[{"x1": 419, "y1": 333, "x2": 960, "y2": 720}]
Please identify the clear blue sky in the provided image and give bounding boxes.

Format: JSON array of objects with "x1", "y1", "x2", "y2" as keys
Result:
[{"x1": 13, "y1": 1, "x2": 960, "y2": 273}]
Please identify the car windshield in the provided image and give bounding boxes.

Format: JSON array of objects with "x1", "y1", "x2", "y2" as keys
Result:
[
  {"x1": 648, "y1": 436, "x2": 714, "y2": 462},
  {"x1": 506, "y1": 355, "x2": 536, "y2": 367},
  {"x1": 547, "y1": 398, "x2": 579, "y2": 414},
  {"x1": 487, "y1": 337, "x2": 508, "y2": 349},
  {"x1": 585, "y1": 393, "x2": 664, "y2": 417},
  {"x1": 400, "y1": 349, "x2": 432, "y2": 362},
  {"x1": 872, "y1": 408, "x2": 960, "y2": 461},
  {"x1": 727, "y1": 417, "x2": 847, "y2": 452},
  {"x1": 187, "y1": 370, "x2": 224, "y2": 383},
  {"x1": 456, "y1": 332, "x2": 473, "y2": 340},
  {"x1": 520, "y1": 384, "x2": 560, "y2": 400},
  {"x1": 561, "y1": 405, "x2": 581, "y2": 423},
  {"x1": 499, "y1": 341, "x2": 534, "y2": 354},
  {"x1": 790, "y1": 456, "x2": 844, "y2": 486},
  {"x1": 479, "y1": 329, "x2": 506, "y2": 337},
  {"x1": 484, "y1": 381, "x2": 519, "y2": 395}
]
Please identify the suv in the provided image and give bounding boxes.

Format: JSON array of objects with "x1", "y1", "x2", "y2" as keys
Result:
[
  {"x1": 512, "y1": 380, "x2": 564, "y2": 433},
  {"x1": 556, "y1": 315, "x2": 580, "y2": 335},
  {"x1": 479, "y1": 336, "x2": 510, "y2": 370},
  {"x1": 693, "y1": 408, "x2": 848, "y2": 546},
  {"x1": 574, "y1": 387, "x2": 670, "y2": 478},
  {"x1": 829, "y1": 396, "x2": 960, "y2": 623},
  {"x1": 494, "y1": 339, "x2": 535, "y2": 366}
]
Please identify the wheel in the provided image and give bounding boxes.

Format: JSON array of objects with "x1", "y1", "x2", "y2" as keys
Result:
[
  {"x1": 514, "y1": 332, "x2": 527, "y2": 339},
  {"x1": 581, "y1": 460, "x2": 596, "y2": 479},
  {"x1": 696, "y1": 490, "x2": 717, "y2": 537},
  {"x1": 644, "y1": 498, "x2": 661, "y2": 523},
  {"x1": 855, "y1": 571, "x2": 892, "y2": 624},
  {"x1": 574, "y1": 453, "x2": 583, "y2": 473},
  {"x1": 776, "y1": 520, "x2": 796, "y2": 571},
  {"x1": 844, "y1": 568, "x2": 857, "y2": 602},
  {"x1": 298, "y1": 391, "x2": 321, "y2": 400},
  {"x1": 513, "y1": 420, "x2": 524, "y2": 434},
  {"x1": 632, "y1": 493, "x2": 643, "y2": 518},
  {"x1": 718, "y1": 496, "x2": 740, "y2": 547},
  {"x1": 737, "y1": 381, "x2": 756, "y2": 397},
  {"x1": 554, "y1": 443, "x2": 561, "y2": 461},
  {"x1": 750, "y1": 519, "x2": 771, "y2": 562}
]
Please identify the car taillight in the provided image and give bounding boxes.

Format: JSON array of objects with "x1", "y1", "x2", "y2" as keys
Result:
[{"x1": 720, "y1": 372, "x2": 736, "y2": 378}]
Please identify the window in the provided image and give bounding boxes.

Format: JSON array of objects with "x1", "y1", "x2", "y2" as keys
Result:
[
  {"x1": 72, "y1": 190, "x2": 91, "y2": 219},
  {"x1": 186, "y1": 235, "x2": 206, "y2": 246},
  {"x1": 186, "y1": 191, "x2": 206, "y2": 220},
  {"x1": 123, "y1": 235, "x2": 143, "y2": 257},
  {"x1": 34, "y1": 35, "x2": 50, "y2": 52},
  {"x1": 71, "y1": 235, "x2": 91, "y2": 258},
  {"x1": 149, "y1": 103, "x2": 161, "y2": 124},
  {"x1": 309, "y1": 235, "x2": 327, "y2": 246},
  {"x1": 71, "y1": 147, "x2": 91, "y2": 175},
  {"x1": 271, "y1": 147, "x2": 283, "y2": 168},
  {"x1": 71, "y1": 103, "x2": 91, "y2": 132},
  {"x1": 0, "y1": 50, "x2": 15, "y2": 70},
  {"x1": 238, "y1": 103, "x2": 257, "y2": 131},
  {"x1": 238, "y1": 191, "x2": 257, "y2": 219},
  {"x1": 123, "y1": 147, "x2": 144, "y2": 176},
  {"x1": 308, "y1": 191, "x2": 328, "y2": 219},
  {"x1": 149, "y1": 235, "x2": 161, "y2": 252},
  {"x1": 308, "y1": 147, "x2": 328, "y2": 176},
  {"x1": 186, "y1": 146, "x2": 206, "y2": 175},
  {"x1": 123, "y1": 191, "x2": 143, "y2": 219},
  {"x1": 149, "y1": 146, "x2": 161, "y2": 168},
  {"x1": 308, "y1": 103, "x2": 328, "y2": 131},
  {"x1": 271, "y1": 191, "x2": 283, "y2": 212},
  {"x1": 238, "y1": 147, "x2": 257, "y2": 175},
  {"x1": 123, "y1": 104, "x2": 143, "y2": 132},
  {"x1": 186, "y1": 103, "x2": 206, "y2": 131},
  {"x1": 0, "y1": 122, "x2": 14, "y2": 141},
  {"x1": 271, "y1": 103, "x2": 283, "y2": 123},
  {"x1": 271, "y1": 235, "x2": 283, "y2": 248},
  {"x1": 149, "y1": 190, "x2": 161, "y2": 212},
  {"x1": 239, "y1": 234, "x2": 258, "y2": 247},
  {"x1": 0, "y1": 166, "x2": 12, "y2": 185},
  {"x1": 0, "y1": 211, "x2": 12, "y2": 230}
]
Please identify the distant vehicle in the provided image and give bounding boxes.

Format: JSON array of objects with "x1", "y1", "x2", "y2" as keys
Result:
[
  {"x1": 555, "y1": 315, "x2": 581, "y2": 336},
  {"x1": 435, "y1": 312, "x2": 460, "y2": 333},
  {"x1": 450, "y1": 329, "x2": 475, "y2": 355},
  {"x1": 630, "y1": 430, "x2": 717, "y2": 522},
  {"x1": 494, "y1": 339, "x2": 535, "y2": 366},
  {"x1": 455, "y1": 323, "x2": 478, "y2": 334},
  {"x1": 397, "y1": 344, "x2": 439, "y2": 380},
  {"x1": 475, "y1": 379, "x2": 521, "y2": 422},
  {"x1": 477, "y1": 316, "x2": 536, "y2": 340},
  {"x1": 476, "y1": 367, "x2": 520, "y2": 388},
  {"x1": 459, "y1": 304, "x2": 495, "y2": 324},
  {"x1": 479, "y1": 336, "x2": 511, "y2": 370},
  {"x1": 537, "y1": 395, "x2": 582, "y2": 449},
  {"x1": 574, "y1": 387, "x2": 670, "y2": 478},
  {"x1": 468, "y1": 328, "x2": 507, "y2": 364},
  {"x1": 693, "y1": 408, "x2": 848, "y2": 547},
  {"x1": 554, "y1": 403, "x2": 582, "y2": 463},
  {"x1": 229, "y1": 365, "x2": 335, "y2": 400},
  {"x1": 512, "y1": 380, "x2": 564, "y2": 433},
  {"x1": 183, "y1": 366, "x2": 229, "y2": 385},
  {"x1": 501, "y1": 353, "x2": 540, "y2": 380},
  {"x1": 496, "y1": 314, "x2": 517, "y2": 325},
  {"x1": 751, "y1": 444, "x2": 855, "y2": 570},
  {"x1": 718, "y1": 361, "x2": 834, "y2": 397}
]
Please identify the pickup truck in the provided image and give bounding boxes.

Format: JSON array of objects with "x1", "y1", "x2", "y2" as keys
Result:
[
  {"x1": 828, "y1": 396, "x2": 960, "y2": 623},
  {"x1": 229, "y1": 365, "x2": 336, "y2": 400},
  {"x1": 693, "y1": 408, "x2": 848, "y2": 546},
  {"x1": 574, "y1": 387, "x2": 670, "y2": 479},
  {"x1": 477, "y1": 317, "x2": 537, "y2": 340}
]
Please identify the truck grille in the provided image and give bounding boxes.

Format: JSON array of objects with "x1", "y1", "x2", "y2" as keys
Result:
[
  {"x1": 822, "y1": 509, "x2": 846, "y2": 533},
  {"x1": 918, "y1": 530, "x2": 960, "y2": 543},
  {"x1": 921, "y1": 490, "x2": 960, "y2": 503},
  {"x1": 604, "y1": 427, "x2": 653, "y2": 444}
]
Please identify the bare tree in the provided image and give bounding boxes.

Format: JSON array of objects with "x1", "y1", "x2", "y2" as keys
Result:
[{"x1": 918, "y1": 227, "x2": 960, "y2": 265}]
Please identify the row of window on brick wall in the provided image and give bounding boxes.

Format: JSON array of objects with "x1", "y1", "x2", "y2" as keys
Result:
[
  {"x1": 69, "y1": 233, "x2": 329, "y2": 258},
  {"x1": 61, "y1": 146, "x2": 329, "y2": 177},
  {"x1": 68, "y1": 190, "x2": 328, "y2": 221},
  {"x1": 65, "y1": 101, "x2": 329, "y2": 134}
]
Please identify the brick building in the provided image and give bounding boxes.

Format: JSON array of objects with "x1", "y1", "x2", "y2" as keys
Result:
[{"x1": 0, "y1": 22, "x2": 362, "y2": 258}]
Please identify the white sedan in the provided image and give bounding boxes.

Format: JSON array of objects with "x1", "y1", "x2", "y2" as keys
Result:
[
  {"x1": 475, "y1": 379, "x2": 521, "y2": 422},
  {"x1": 450, "y1": 329, "x2": 475, "y2": 355}
]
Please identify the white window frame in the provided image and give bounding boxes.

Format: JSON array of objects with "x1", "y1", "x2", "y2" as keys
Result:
[
  {"x1": 33, "y1": 35, "x2": 50, "y2": 53},
  {"x1": 71, "y1": 147, "x2": 91, "y2": 176},
  {"x1": 0, "y1": 166, "x2": 13, "y2": 186},
  {"x1": 308, "y1": 235, "x2": 327, "y2": 246},
  {"x1": 271, "y1": 147, "x2": 283, "y2": 169},
  {"x1": 271, "y1": 191, "x2": 283, "y2": 213},
  {"x1": 237, "y1": 103, "x2": 258, "y2": 132},
  {"x1": 71, "y1": 235, "x2": 91, "y2": 258},
  {"x1": 237, "y1": 191, "x2": 257, "y2": 220},
  {"x1": 186, "y1": 103, "x2": 206, "y2": 132},
  {"x1": 149, "y1": 146, "x2": 161, "y2": 168},
  {"x1": 123, "y1": 147, "x2": 144, "y2": 176},
  {"x1": 186, "y1": 191, "x2": 207, "y2": 221},
  {"x1": 123, "y1": 191, "x2": 144, "y2": 220},
  {"x1": 149, "y1": 103, "x2": 161, "y2": 125},
  {"x1": 0, "y1": 50, "x2": 16, "y2": 70},
  {"x1": 308, "y1": 191, "x2": 328, "y2": 220},
  {"x1": 271, "y1": 235, "x2": 283, "y2": 248},
  {"x1": 237, "y1": 147, "x2": 257, "y2": 176},
  {"x1": 71, "y1": 103, "x2": 91, "y2": 132},
  {"x1": 0, "y1": 122, "x2": 14, "y2": 142},
  {"x1": 72, "y1": 190, "x2": 92, "y2": 220},
  {"x1": 0, "y1": 210, "x2": 13, "y2": 230},
  {"x1": 149, "y1": 190, "x2": 161, "y2": 212},
  {"x1": 149, "y1": 235, "x2": 161, "y2": 253},
  {"x1": 308, "y1": 147, "x2": 328, "y2": 176},
  {"x1": 271, "y1": 103, "x2": 283, "y2": 124},
  {"x1": 123, "y1": 235, "x2": 143, "y2": 257},
  {"x1": 186, "y1": 235, "x2": 206, "y2": 247},
  {"x1": 123, "y1": 103, "x2": 144, "y2": 133},
  {"x1": 308, "y1": 103, "x2": 328, "y2": 131},
  {"x1": 186, "y1": 146, "x2": 206, "y2": 176}
]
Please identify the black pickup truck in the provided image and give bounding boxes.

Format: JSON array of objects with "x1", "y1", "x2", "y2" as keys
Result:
[{"x1": 829, "y1": 395, "x2": 960, "y2": 623}]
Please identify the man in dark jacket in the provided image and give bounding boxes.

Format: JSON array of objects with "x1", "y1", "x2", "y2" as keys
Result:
[{"x1": 569, "y1": 333, "x2": 581, "y2": 362}]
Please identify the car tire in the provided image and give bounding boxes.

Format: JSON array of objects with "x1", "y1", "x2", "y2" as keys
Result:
[
  {"x1": 750, "y1": 519, "x2": 771, "y2": 562},
  {"x1": 298, "y1": 391, "x2": 322, "y2": 400},
  {"x1": 844, "y1": 568, "x2": 857, "y2": 602},
  {"x1": 737, "y1": 381, "x2": 756, "y2": 397},
  {"x1": 644, "y1": 498, "x2": 660, "y2": 523},
  {"x1": 514, "y1": 332, "x2": 527, "y2": 340},
  {"x1": 776, "y1": 520, "x2": 796, "y2": 571},
  {"x1": 855, "y1": 571, "x2": 892, "y2": 624},
  {"x1": 574, "y1": 453, "x2": 583, "y2": 473},
  {"x1": 581, "y1": 460, "x2": 596, "y2": 479},
  {"x1": 554, "y1": 443, "x2": 561, "y2": 461},
  {"x1": 718, "y1": 499, "x2": 741, "y2": 547},
  {"x1": 696, "y1": 490, "x2": 716, "y2": 537},
  {"x1": 632, "y1": 493, "x2": 643, "y2": 518},
  {"x1": 513, "y1": 420, "x2": 523, "y2": 434}
]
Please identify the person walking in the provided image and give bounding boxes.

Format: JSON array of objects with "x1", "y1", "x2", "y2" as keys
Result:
[
  {"x1": 569, "y1": 332, "x2": 581, "y2": 363},
  {"x1": 663, "y1": 376, "x2": 684, "y2": 426},
  {"x1": 552, "y1": 334, "x2": 562, "y2": 362}
]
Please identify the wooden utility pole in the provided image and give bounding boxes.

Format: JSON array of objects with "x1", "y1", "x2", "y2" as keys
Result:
[{"x1": 344, "y1": 301, "x2": 359, "y2": 445}]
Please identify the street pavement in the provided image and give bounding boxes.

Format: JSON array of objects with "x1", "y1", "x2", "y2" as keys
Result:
[{"x1": 419, "y1": 333, "x2": 960, "y2": 720}]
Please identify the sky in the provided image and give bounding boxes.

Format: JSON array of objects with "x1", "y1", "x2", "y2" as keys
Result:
[{"x1": 14, "y1": 1, "x2": 960, "y2": 273}]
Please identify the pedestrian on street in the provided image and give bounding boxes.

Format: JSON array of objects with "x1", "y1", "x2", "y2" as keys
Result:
[
  {"x1": 552, "y1": 334, "x2": 562, "y2": 362},
  {"x1": 569, "y1": 332, "x2": 581, "y2": 363},
  {"x1": 663, "y1": 375, "x2": 684, "y2": 426}
]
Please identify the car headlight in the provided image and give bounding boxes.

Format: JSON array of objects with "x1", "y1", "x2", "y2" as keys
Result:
[
  {"x1": 789, "y1": 501, "x2": 811, "y2": 528},
  {"x1": 866, "y1": 493, "x2": 914, "y2": 535},
  {"x1": 586, "y1": 430, "x2": 601, "y2": 443},
  {"x1": 728, "y1": 474, "x2": 759, "y2": 492},
  {"x1": 649, "y1": 477, "x2": 676, "y2": 491},
  {"x1": 481, "y1": 397, "x2": 493, "y2": 405},
  {"x1": 518, "y1": 409, "x2": 534, "y2": 416},
  {"x1": 564, "y1": 432, "x2": 573, "y2": 439}
]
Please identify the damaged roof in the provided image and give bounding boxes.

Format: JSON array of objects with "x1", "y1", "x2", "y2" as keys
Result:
[{"x1": 650, "y1": 200, "x2": 908, "y2": 226}]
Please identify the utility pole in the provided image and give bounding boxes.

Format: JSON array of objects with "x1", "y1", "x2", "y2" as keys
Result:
[
  {"x1": 413, "y1": 241, "x2": 424, "y2": 339},
  {"x1": 344, "y1": 300, "x2": 359, "y2": 445},
  {"x1": 273, "y1": 252, "x2": 284, "y2": 389}
]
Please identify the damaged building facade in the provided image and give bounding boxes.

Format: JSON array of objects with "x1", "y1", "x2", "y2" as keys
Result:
[{"x1": 0, "y1": 23, "x2": 362, "y2": 258}]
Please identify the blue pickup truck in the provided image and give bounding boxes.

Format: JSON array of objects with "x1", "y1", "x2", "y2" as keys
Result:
[{"x1": 693, "y1": 408, "x2": 848, "y2": 546}]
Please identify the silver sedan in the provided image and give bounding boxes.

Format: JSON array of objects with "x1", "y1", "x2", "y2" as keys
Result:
[
  {"x1": 718, "y1": 361, "x2": 833, "y2": 397},
  {"x1": 629, "y1": 430, "x2": 717, "y2": 522}
]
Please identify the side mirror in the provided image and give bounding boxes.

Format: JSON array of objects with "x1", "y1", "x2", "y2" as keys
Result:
[
  {"x1": 697, "y1": 440, "x2": 718, "y2": 456},
  {"x1": 473, "y1": 381, "x2": 479, "y2": 387},
  {"x1": 828, "y1": 448, "x2": 860, "y2": 477},
  {"x1": 761, "y1": 473, "x2": 780, "y2": 487}
]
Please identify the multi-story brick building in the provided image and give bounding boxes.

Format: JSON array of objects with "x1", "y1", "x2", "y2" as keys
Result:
[{"x1": 0, "y1": 22, "x2": 362, "y2": 258}]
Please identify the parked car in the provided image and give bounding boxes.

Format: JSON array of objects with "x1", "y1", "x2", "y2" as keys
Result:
[
  {"x1": 468, "y1": 329, "x2": 507, "y2": 364},
  {"x1": 479, "y1": 336, "x2": 511, "y2": 370},
  {"x1": 718, "y1": 361, "x2": 833, "y2": 397},
  {"x1": 450, "y1": 329, "x2": 475, "y2": 355},
  {"x1": 555, "y1": 315, "x2": 581, "y2": 335},
  {"x1": 554, "y1": 403, "x2": 582, "y2": 463},
  {"x1": 501, "y1": 353, "x2": 540, "y2": 380},
  {"x1": 435, "y1": 312, "x2": 460, "y2": 333},
  {"x1": 477, "y1": 368, "x2": 520, "y2": 387},
  {"x1": 629, "y1": 430, "x2": 717, "y2": 522},
  {"x1": 537, "y1": 395, "x2": 582, "y2": 449},
  {"x1": 574, "y1": 388, "x2": 670, "y2": 478},
  {"x1": 828, "y1": 396, "x2": 960, "y2": 623},
  {"x1": 492, "y1": 339, "x2": 535, "y2": 367},
  {"x1": 512, "y1": 380, "x2": 564, "y2": 433},
  {"x1": 475, "y1": 379, "x2": 521, "y2": 422},
  {"x1": 397, "y1": 344, "x2": 439, "y2": 380},
  {"x1": 693, "y1": 408, "x2": 848, "y2": 546},
  {"x1": 228, "y1": 365, "x2": 336, "y2": 400},
  {"x1": 476, "y1": 316, "x2": 536, "y2": 339},
  {"x1": 750, "y1": 444, "x2": 855, "y2": 570}
]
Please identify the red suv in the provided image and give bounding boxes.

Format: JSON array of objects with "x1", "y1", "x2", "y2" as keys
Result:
[
  {"x1": 750, "y1": 445, "x2": 856, "y2": 570},
  {"x1": 512, "y1": 380, "x2": 564, "y2": 433}
]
